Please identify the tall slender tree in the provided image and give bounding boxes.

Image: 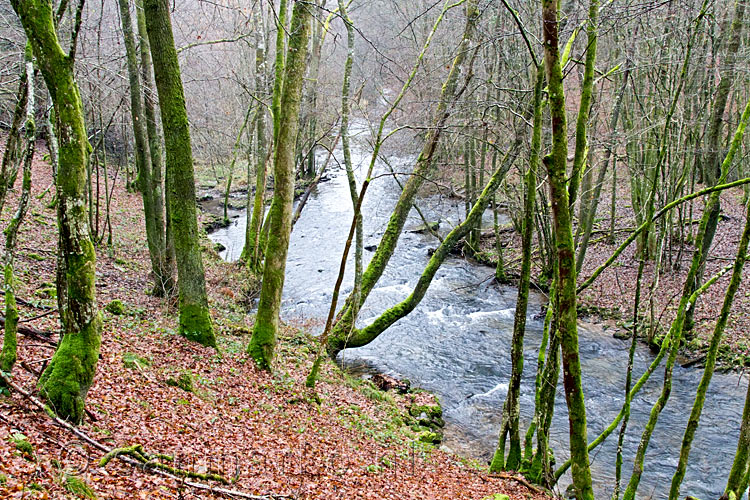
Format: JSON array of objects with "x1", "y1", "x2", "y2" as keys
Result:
[
  {"x1": 0, "y1": 45, "x2": 35, "y2": 386},
  {"x1": 242, "y1": 5, "x2": 268, "y2": 270},
  {"x1": 143, "y1": 0, "x2": 216, "y2": 347},
  {"x1": 117, "y1": 0, "x2": 169, "y2": 297},
  {"x1": 540, "y1": 0, "x2": 594, "y2": 497},
  {"x1": 10, "y1": 0, "x2": 102, "y2": 424},
  {"x1": 247, "y1": 0, "x2": 312, "y2": 369},
  {"x1": 135, "y1": 0, "x2": 172, "y2": 295}
]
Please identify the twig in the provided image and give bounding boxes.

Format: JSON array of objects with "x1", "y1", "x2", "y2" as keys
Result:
[{"x1": 20, "y1": 309, "x2": 57, "y2": 323}]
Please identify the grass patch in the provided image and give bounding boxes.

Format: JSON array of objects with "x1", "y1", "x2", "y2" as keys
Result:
[{"x1": 62, "y1": 473, "x2": 97, "y2": 499}]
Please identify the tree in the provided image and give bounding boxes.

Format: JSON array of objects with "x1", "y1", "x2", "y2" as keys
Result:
[
  {"x1": 247, "y1": 0, "x2": 312, "y2": 369},
  {"x1": 326, "y1": 0, "x2": 480, "y2": 356},
  {"x1": 117, "y1": 0, "x2": 170, "y2": 297},
  {"x1": 135, "y1": 0, "x2": 173, "y2": 296},
  {"x1": 143, "y1": 0, "x2": 216, "y2": 347},
  {"x1": 0, "y1": 45, "x2": 34, "y2": 385},
  {"x1": 10, "y1": 0, "x2": 102, "y2": 424},
  {"x1": 540, "y1": 0, "x2": 594, "y2": 497},
  {"x1": 241, "y1": 4, "x2": 268, "y2": 270}
]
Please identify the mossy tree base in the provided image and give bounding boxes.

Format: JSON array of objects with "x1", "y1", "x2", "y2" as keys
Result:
[{"x1": 38, "y1": 313, "x2": 102, "y2": 424}]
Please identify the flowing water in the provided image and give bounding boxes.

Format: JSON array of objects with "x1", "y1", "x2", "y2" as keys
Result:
[{"x1": 208, "y1": 123, "x2": 747, "y2": 499}]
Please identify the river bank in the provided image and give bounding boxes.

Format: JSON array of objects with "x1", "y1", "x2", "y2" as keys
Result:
[
  {"x1": 205, "y1": 122, "x2": 750, "y2": 499},
  {"x1": 462, "y1": 178, "x2": 750, "y2": 371},
  {"x1": 0, "y1": 143, "x2": 545, "y2": 500}
]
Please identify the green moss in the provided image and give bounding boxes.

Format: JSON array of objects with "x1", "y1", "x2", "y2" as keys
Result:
[
  {"x1": 178, "y1": 302, "x2": 216, "y2": 348},
  {"x1": 482, "y1": 495, "x2": 510, "y2": 500},
  {"x1": 38, "y1": 312, "x2": 102, "y2": 424},
  {"x1": 27, "y1": 253, "x2": 45, "y2": 261},
  {"x1": 166, "y1": 371, "x2": 194, "y2": 392},
  {"x1": 0, "y1": 473, "x2": 6, "y2": 485},
  {"x1": 122, "y1": 352, "x2": 151, "y2": 370},
  {"x1": 8, "y1": 432, "x2": 34, "y2": 460},
  {"x1": 408, "y1": 404, "x2": 442, "y2": 419},
  {"x1": 105, "y1": 299, "x2": 126, "y2": 315},
  {"x1": 1, "y1": 267, "x2": 19, "y2": 376},
  {"x1": 62, "y1": 473, "x2": 97, "y2": 499},
  {"x1": 417, "y1": 430, "x2": 439, "y2": 444},
  {"x1": 34, "y1": 285, "x2": 56, "y2": 299}
]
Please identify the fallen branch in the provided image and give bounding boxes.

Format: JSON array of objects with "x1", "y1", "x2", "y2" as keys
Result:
[
  {"x1": 0, "y1": 372, "x2": 288, "y2": 500},
  {"x1": 20, "y1": 308, "x2": 57, "y2": 323},
  {"x1": 100, "y1": 443, "x2": 228, "y2": 484},
  {"x1": 488, "y1": 472, "x2": 549, "y2": 495},
  {"x1": 0, "y1": 315, "x2": 57, "y2": 343}
]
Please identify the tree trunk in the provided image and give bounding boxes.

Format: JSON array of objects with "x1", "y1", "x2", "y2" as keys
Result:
[
  {"x1": 247, "y1": 0, "x2": 312, "y2": 369},
  {"x1": 567, "y1": 0, "x2": 599, "y2": 209},
  {"x1": 117, "y1": 0, "x2": 169, "y2": 297},
  {"x1": 1, "y1": 51, "x2": 34, "y2": 383},
  {"x1": 242, "y1": 5, "x2": 268, "y2": 271},
  {"x1": 338, "y1": 0, "x2": 363, "y2": 325},
  {"x1": 135, "y1": 0, "x2": 172, "y2": 296},
  {"x1": 143, "y1": 0, "x2": 215, "y2": 347},
  {"x1": 11, "y1": 0, "x2": 102, "y2": 424},
  {"x1": 490, "y1": 65, "x2": 544, "y2": 473},
  {"x1": 541, "y1": 0, "x2": 594, "y2": 497},
  {"x1": 327, "y1": 0, "x2": 480, "y2": 356},
  {"x1": 0, "y1": 60, "x2": 28, "y2": 219}
]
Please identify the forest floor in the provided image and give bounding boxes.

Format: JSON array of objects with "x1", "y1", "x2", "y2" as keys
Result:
[{"x1": 0, "y1": 145, "x2": 548, "y2": 499}]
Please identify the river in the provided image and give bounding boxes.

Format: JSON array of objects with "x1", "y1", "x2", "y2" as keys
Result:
[{"x1": 207, "y1": 122, "x2": 747, "y2": 499}]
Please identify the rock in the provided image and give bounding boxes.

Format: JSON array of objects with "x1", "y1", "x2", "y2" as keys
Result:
[
  {"x1": 214, "y1": 241, "x2": 226, "y2": 253},
  {"x1": 365, "y1": 244, "x2": 377, "y2": 252},
  {"x1": 408, "y1": 221, "x2": 440, "y2": 234},
  {"x1": 613, "y1": 330, "x2": 631, "y2": 340},
  {"x1": 372, "y1": 373, "x2": 410, "y2": 393},
  {"x1": 203, "y1": 215, "x2": 231, "y2": 233},
  {"x1": 417, "y1": 430, "x2": 439, "y2": 444}
]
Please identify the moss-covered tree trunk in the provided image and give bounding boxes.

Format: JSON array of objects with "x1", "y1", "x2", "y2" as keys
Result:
[
  {"x1": 327, "y1": 0, "x2": 479, "y2": 356},
  {"x1": 540, "y1": 0, "x2": 594, "y2": 498},
  {"x1": 242, "y1": 6, "x2": 268, "y2": 270},
  {"x1": 11, "y1": 0, "x2": 102, "y2": 424},
  {"x1": 1, "y1": 49, "x2": 34, "y2": 384},
  {"x1": 566, "y1": 0, "x2": 598, "y2": 210},
  {"x1": 338, "y1": 0, "x2": 363, "y2": 326},
  {"x1": 334, "y1": 147, "x2": 517, "y2": 350},
  {"x1": 135, "y1": 0, "x2": 172, "y2": 295},
  {"x1": 117, "y1": 0, "x2": 169, "y2": 297},
  {"x1": 247, "y1": 0, "x2": 311, "y2": 370},
  {"x1": 490, "y1": 65, "x2": 544, "y2": 473},
  {"x1": 669, "y1": 97, "x2": 750, "y2": 500},
  {"x1": 143, "y1": 0, "x2": 215, "y2": 347},
  {"x1": 0, "y1": 61, "x2": 28, "y2": 219}
]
